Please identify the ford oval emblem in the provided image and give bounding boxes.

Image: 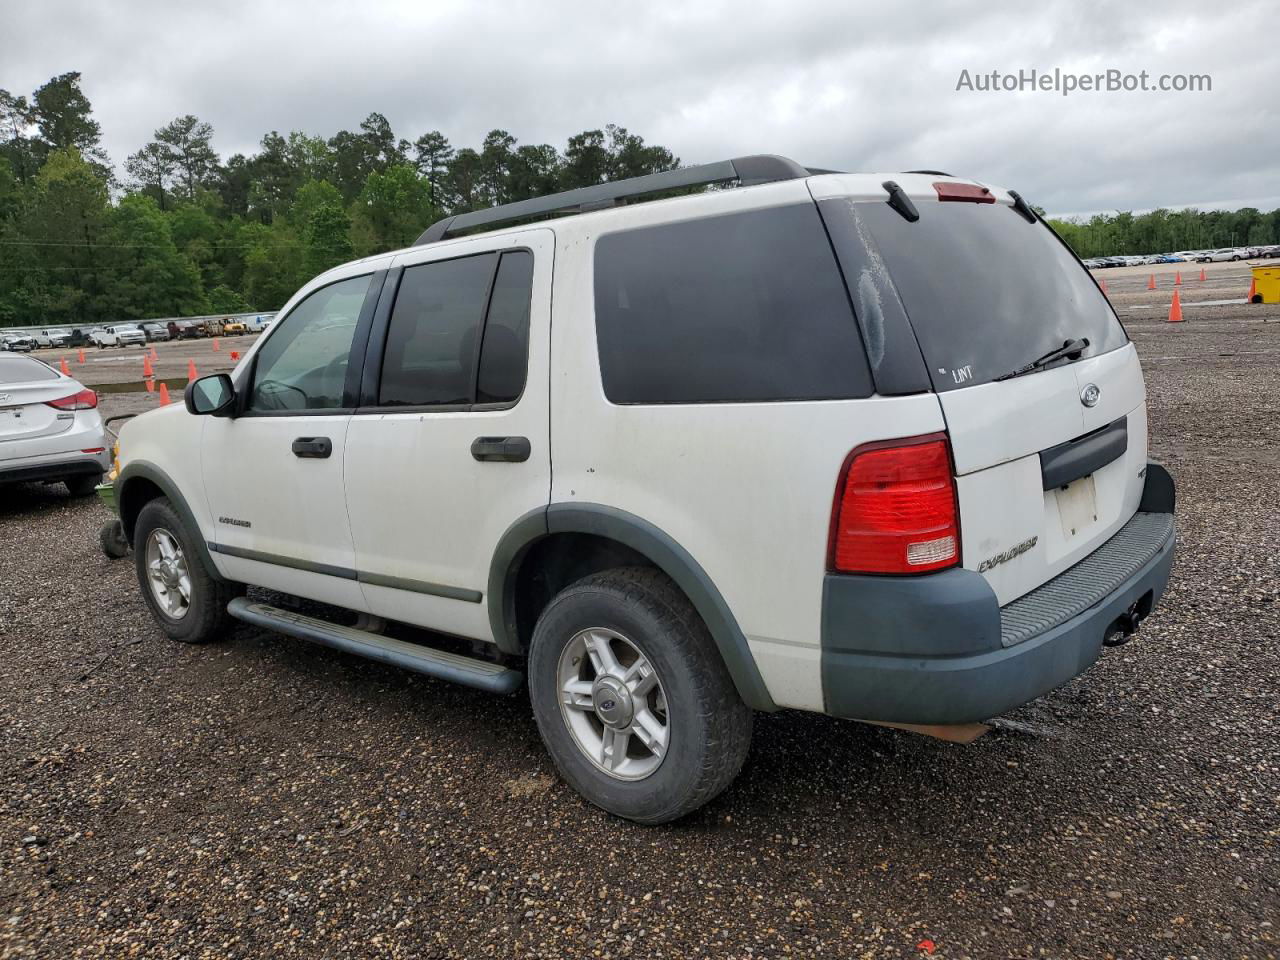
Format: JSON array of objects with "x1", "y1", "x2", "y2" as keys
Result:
[{"x1": 1080, "y1": 383, "x2": 1101, "y2": 408}]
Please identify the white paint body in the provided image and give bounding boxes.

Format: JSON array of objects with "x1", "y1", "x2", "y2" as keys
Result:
[{"x1": 118, "y1": 172, "x2": 1150, "y2": 715}]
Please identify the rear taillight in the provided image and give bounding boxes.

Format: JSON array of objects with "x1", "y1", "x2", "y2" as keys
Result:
[
  {"x1": 829, "y1": 434, "x2": 960, "y2": 575},
  {"x1": 46, "y1": 388, "x2": 98, "y2": 411}
]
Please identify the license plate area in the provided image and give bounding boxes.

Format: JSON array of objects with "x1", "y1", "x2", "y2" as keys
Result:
[{"x1": 1055, "y1": 475, "x2": 1098, "y2": 541}]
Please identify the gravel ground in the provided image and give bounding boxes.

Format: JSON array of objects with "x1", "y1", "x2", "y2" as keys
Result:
[{"x1": 2, "y1": 262, "x2": 1278, "y2": 959}]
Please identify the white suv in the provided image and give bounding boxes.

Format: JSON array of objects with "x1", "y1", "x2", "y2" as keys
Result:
[
  {"x1": 92, "y1": 324, "x2": 147, "y2": 348},
  {"x1": 111, "y1": 157, "x2": 1177, "y2": 823}
]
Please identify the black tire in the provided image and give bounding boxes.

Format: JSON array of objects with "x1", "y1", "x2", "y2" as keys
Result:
[
  {"x1": 133, "y1": 497, "x2": 241, "y2": 644},
  {"x1": 100, "y1": 519, "x2": 131, "y2": 558},
  {"x1": 528, "y1": 566, "x2": 752, "y2": 824},
  {"x1": 64, "y1": 473, "x2": 101, "y2": 497}
]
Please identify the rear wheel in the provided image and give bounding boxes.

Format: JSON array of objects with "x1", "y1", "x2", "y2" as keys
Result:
[
  {"x1": 528, "y1": 567, "x2": 752, "y2": 824},
  {"x1": 133, "y1": 497, "x2": 240, "y2": 643},
  {"x1": 64, "y1": 473, "x2": 101, "y2": 497}
]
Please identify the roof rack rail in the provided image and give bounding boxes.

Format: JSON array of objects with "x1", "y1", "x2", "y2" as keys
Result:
[{"x1": 413, "y1": 154, "x2": 813, "y2": 245}]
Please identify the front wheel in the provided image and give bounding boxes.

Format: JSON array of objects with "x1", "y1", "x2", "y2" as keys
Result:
[
  {"x1": 133, "y1": 497, "x2": 241, "y2": 643},
  {"x1": 528, "y1": 567, "x2": 753, "y2": 824}
]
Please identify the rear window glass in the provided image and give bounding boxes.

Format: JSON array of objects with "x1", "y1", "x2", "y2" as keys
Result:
[
  {"x1": 594, "y1": 205, "x2": 873, "y2": 404},
  {"x1": 848, "y1": 201, "x2": 1127, "y2": 392},
  {"x1": 0, "y1": 355, "x2": 58, "y2": 383}
]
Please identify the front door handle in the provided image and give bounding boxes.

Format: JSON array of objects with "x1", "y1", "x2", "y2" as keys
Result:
[
  {"x1": 292, "y1": 436, "x2": 332, "y2": 459},
  {"x1": 471, "y1": 436, "x2": 531, "y2": 462}
]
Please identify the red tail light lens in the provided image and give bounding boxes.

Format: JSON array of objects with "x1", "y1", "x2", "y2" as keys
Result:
[
  {"x1": 46, "y1": 388, "x2": 98, "y2": 411},
  {"x1": 829, "y1": 434, "x2": 960, "y2": 575}
]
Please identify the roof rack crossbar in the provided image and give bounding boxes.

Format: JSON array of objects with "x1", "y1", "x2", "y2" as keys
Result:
[{"x1": 413, "y1": 154, "x2": 812, "y2": 245}]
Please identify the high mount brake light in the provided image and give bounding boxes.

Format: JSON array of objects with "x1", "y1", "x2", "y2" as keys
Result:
[
  {"x1": 829, "y1": 434, "x2": 960, "y2": 575},
  {"x1": 45, "y1": 388, "x2": 98, "y2": 411},
  {"x1": 933, "y1": 182, "x2": 995, "y2": 204}
]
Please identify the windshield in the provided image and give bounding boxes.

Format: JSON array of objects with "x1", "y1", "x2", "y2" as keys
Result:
[{"x1": 845, "y1": 200, "x2": 1128, "y2": 392}]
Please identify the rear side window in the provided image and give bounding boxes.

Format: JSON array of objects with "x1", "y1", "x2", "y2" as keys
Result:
[
  {"x1": 0, "y1": 355, "x2": 57, "y2": 383},
  {"x1": 593, "y1": 205, "x2": 873, "y2": 404},
  {"x1": 476, "y1": 251, "x2": 534, "y2": 404},
  {"x1": 845, "y1": 201, "x2": 1128, "y2": 392},
  {"x1": 379, "y1": 254, "x2": 497, "y2": 407}
]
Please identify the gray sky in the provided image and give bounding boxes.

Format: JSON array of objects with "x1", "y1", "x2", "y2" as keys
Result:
[{"x1": 5, "y1": 0, "x2": 1276, "y2": 218}]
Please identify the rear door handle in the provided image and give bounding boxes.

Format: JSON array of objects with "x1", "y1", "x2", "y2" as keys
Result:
[
  {"x1": 292, "y1": 436, "x2": 332, "y2": 459},
  {"x1": 471, "y1": 436, "x2": 531, "y2": 462}
]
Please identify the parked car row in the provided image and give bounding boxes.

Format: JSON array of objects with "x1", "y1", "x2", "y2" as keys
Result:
[
  {"x1": 1084, "y1": 245, "x2": 1280, "y2": 268},
  {"x1": 1, "y1": 316, "x2": 274, "y2": 351}
]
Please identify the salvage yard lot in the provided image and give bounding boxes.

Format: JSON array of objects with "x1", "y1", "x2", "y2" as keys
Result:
[{"x1": 2, "y1": 262, "x2": 1278, "y2": 959}]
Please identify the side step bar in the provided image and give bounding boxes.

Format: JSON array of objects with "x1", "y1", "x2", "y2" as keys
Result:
[{"x1": 227, "y1": 598, "x2": 524, "y2": 694}]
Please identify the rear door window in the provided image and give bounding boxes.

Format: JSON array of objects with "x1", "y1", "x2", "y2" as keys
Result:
[
  {"x1": 843, "y1": 201, "x2": 1128, "y2": 392},
  {"x1": 378, "y1": 254, "x2": 496, "y2": 407},
  {"x1": 593, "y1": 204, "x2": 873, "y2": 404}
]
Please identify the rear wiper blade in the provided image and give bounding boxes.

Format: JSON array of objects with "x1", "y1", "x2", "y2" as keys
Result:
[{"x1": 994, "y1": 338, "x2": 1090, "y2": 381}]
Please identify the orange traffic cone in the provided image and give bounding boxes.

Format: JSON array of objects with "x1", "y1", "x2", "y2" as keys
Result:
[
  {"x1": 230, "y1": 351, "x2": 240, "y2": 361},
  {"x1": 1167, "y1": 288, "x2": 1184, "y2": 323},
  {"x1": 150, "y1": 345, "x2": 158, "y2": 361},
  {"x1": 158, "y1": 382, "x2": 171, "y2": 405},
  {"x1": 145, "y1": 379, "x2": 155, "y2": 394},
  {"x1": 187, "y1": 359, "x2": 198, "y2": 382},
  {"x1": 1099, "y1": 279, "x2": 1108, "y2": 295},
  {"x1": 1199, "y1": 268, "x2": 1207, "y2": 282},
  {"x1": 1147, "y1": 274, "x2": 1156, "y2": 290},
  {"x1": 1247, "y1": 277, "x2": 1258, "y2": 302},
  {"x1": 212, "y1": 337, "x2": 220, "y2": 352},
  {"x1": 77, "y1": 348, "x2": 86, "y2": 364},
  {"x1": 59, "y1": 358, "x2": 71, "y2": 375},
  {"x1": 143, "y1": 354, "x2": 153, "y2": 377},
  {"x1": 1174, "y1": 270, "x2": 1182, "y2": 285}
]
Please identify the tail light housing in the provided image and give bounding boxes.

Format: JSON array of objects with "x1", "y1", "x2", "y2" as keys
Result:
[
  {"x1": 46, "y1": 388, "x2": 98, "y2": 411},
  {"x1": 829, "y1": 433, "x2": 960, "y2": 575}
]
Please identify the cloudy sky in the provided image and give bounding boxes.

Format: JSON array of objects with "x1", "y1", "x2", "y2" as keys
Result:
[{"x1": 5, "y1": 0, "x2": 1276, "y2": 218}]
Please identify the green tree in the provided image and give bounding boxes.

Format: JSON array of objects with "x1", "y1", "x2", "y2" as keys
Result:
[
  {"x1": 154, "y1": 115, "x2": 219, "y2": 200},
  {"x1": 19, "y1": 148, "x2": 110, "y2": 323},
  {"x1": 408, "y1": 130, "x2": 452, "y2": 199},
  {"x1": 207, "y1": 283, "x2": 250, "y2": 313},
  {"x1": 0, "y1": 89, "x2": 37, "y2": 184},
  {"x1": 289, "y1": 179, "x2": 343, "y2": 229},
  {"x1": 101, "y1": 194, "x2": 207, "y2": 318},
  {"x1": 124, "y1": 141, "x2": 176, "y2": 209},
  {"x1": 30, "y1": 73, "x2": 110, "y2": 176},
  {"x1": 350, "y1": 163, "x2": 433, "y2": 253},
  {"x1": 242, "y1": 221, "x2": 304, "y2": 309},
  {"x1": 303, "y1": 202, "x2": 354, "y2": 276}
]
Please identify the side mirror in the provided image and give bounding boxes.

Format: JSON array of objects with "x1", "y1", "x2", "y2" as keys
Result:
[{"x1": 185, "y1": 373, "x2": 236, "y2": 417}]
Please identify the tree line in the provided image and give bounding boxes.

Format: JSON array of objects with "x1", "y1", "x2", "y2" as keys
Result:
[
  {"x1": 1046, "y1": 206, "x2": 1280, "y2": 260},
  {"x1": 3, "y1": 73, "x2": 1278, "y2": 328},
  {"x1": 0, "y1": 72, "x2": 677, "y2": 326}
]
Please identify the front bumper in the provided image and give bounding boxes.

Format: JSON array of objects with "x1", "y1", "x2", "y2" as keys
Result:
[{"x1": 821, "y1": 470, "x2": 1176, "y2": 725}]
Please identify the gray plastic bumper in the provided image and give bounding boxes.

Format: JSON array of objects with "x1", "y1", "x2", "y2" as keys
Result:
[{"x1": 821, "y1": 505, "x2": 1176, "y2": 725}]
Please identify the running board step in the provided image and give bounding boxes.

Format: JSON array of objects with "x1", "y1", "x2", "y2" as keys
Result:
[{"x1": 227, "y1": 598, "x2": 524, "y2": 694}]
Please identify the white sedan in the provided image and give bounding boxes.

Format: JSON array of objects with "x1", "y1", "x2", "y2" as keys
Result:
[{"x1": 0, "y1": 354, "x2": 110, "y2": 496}]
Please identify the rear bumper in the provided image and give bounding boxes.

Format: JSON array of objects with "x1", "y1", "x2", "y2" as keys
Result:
[
  {"x1": 0, "y1": 451, "x2": 110, "y2": 485},
  {"x1": 821, "y1": 473, "x2": 1176, "y2": 724}
]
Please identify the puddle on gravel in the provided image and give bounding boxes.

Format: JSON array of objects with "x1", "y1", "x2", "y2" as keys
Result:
[{"x1": 95, "y1": 378, "x2": 190, "y2": 394}]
